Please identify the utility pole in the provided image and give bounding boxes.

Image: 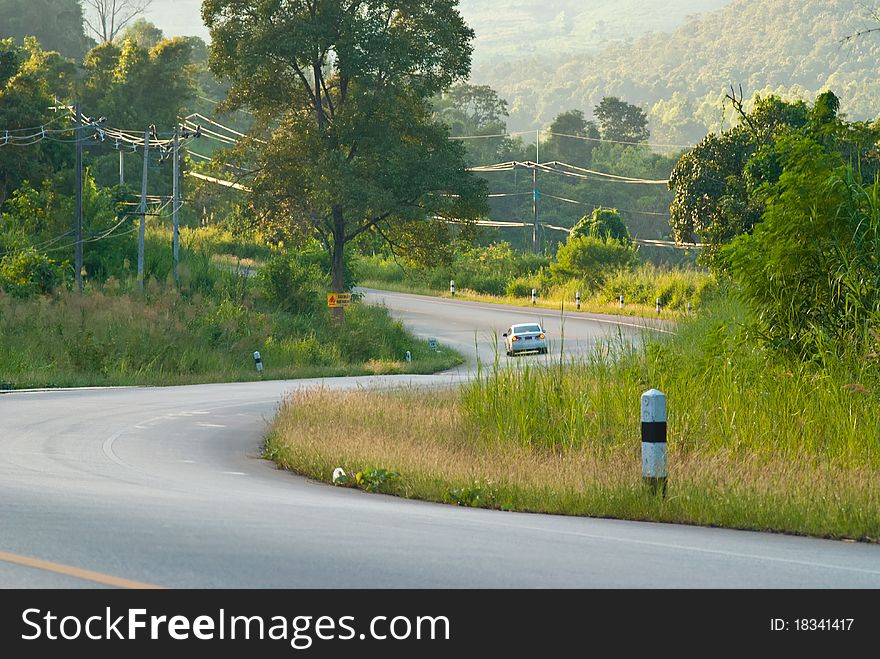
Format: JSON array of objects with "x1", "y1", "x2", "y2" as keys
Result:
[
  {"x1": 172, "y1": 125, "x2": 180, "y2": 287},
  {"x1": 532, "y1": 127, "x2": 539, "y2": 254},
  {"x1": 75, "y1": 103, "x2": 83, "y2": 293},
  {"x1": 137, "y1": 129, "x2": 150, "y2": 293},
  {"x1": 119, "y1": 149, "x2": 124, "y2": 186}
]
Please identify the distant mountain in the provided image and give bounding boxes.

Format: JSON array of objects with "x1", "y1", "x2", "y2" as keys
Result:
[
  {"x1": 144, "y1": 0, "x2": 731, "y2": 59},
  {"x1": 459, "y1": 0, "x2": 731, "y2": 64},
  {"x1": 472, "y1": 0, "x2": 880, "y2": 140}
]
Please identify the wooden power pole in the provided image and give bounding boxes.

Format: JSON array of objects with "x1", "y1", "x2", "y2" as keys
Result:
[
  {"x1": 137, "y1": 129, "x2": 150, "y2": 293},
  {"x1": 75, "y1": 103, "x2": 83, "y2": 293},
  {"x1": 172, "y1": 126, "x2": 180, "y2": 287}
]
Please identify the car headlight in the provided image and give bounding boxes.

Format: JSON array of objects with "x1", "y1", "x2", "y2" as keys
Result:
[
  {"x1": 538, "y1": 333, "x2": 545, "y2": 339},
  {"x1": 511, "y1": 336, "x2": 519, "y2": 341}
]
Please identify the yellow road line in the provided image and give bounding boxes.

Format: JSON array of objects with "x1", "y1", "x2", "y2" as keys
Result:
[{"x1": 0, "y1": 551, "x2": 164, "y2": 589}]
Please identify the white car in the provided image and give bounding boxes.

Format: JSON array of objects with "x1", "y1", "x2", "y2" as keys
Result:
[{"x1": 503, "y1": 323, "x2": 548, "y2": 356}]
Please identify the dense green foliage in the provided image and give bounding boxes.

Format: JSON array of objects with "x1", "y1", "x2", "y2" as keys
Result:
[
  {"x1": 669, "y1": 91, "x2": 880, "y2": 266},
  {"x1": 570, "y1": 207, "x2": 630, "y2": 242},
  {"x1": 724, "y1": 139, "x2": 880, "y2": 359},
  {"x1": 474, "y1": 0, "x2": 880, "y2": 141},
  {"x1": 549, "y1": 236, "x2": 636, "y2": 288},
  {"x1": 358, "y1": 239, "x2": 710, "y2": 313}
]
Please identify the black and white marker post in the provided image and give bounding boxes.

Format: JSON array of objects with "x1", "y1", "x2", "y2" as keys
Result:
[
  {"x1": 531, "y1": 288, "x2": 537, "y2": 305},
  {"x1": 253, "y1": 351, "x2": 263, "y2": 374},
  {"x1": 450, "y1": 280, "x2": 455, "y2": 297},
  {"x1": 641, "y1": 389, "x2": 667, "y2": 496},
  {"x1": 576, "y1": 290, "x2": 581, "y2": 310}
]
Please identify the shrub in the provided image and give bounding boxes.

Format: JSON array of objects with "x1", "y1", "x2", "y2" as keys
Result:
[
  {"x1": 0, "y1": 249, "x2": 63, "y2": 297},
  {"x1": 571, "y1": 207, "x2": 631, "y2": 243},
  {"x1": 550, "y1": 235, "x2": 638, "y2": 289},
  {"x1": 723, "y1": 135, "x2": 880, "y2": 358},
  {"x1": 258, "y1": 252, "x2": 326, "y2": 313}
]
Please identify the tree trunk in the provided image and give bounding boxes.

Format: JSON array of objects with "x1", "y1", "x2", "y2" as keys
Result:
[{"x1": 330, "y1": 206, "x2": 346, "y2": 322}]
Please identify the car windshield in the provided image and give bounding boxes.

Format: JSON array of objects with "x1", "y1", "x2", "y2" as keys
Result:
[{"x1": 514, "y1": 324, "x2": 542, "y2": 333}]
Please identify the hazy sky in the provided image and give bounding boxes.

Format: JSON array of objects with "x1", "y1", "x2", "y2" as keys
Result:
[{"x1": 143, "y1": 0, "x2": 209, "y2": 40}]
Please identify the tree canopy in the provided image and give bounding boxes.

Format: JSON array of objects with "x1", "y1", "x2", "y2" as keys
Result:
[{"x1": 594, "y1": 96, "x2": 649, "y2": 143}]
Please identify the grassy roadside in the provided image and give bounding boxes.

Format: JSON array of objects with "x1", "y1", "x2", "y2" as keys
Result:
[
  {"x1": 359, "y1": 278, "x2": 686, "y2": 320},
  {"x1": 0, "y1": 288, "x2": 461, "y2": 390},
  {"x1": 266, "y1": 294, "x2": 880, "y2": 542}
]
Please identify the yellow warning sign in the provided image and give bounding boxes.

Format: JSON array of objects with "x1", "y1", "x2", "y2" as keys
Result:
[{"x1": 327, "y1": 293, "x2": 353, "y2": 308}]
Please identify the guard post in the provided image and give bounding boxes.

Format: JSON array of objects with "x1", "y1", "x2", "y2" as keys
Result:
[{"x1": 641, "y1": 389, "x2": 667, "y2": 497}]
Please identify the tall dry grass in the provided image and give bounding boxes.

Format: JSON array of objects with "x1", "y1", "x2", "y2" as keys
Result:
[{"x1": 267, "y1": 293, "x2": 880, "y2": 541}]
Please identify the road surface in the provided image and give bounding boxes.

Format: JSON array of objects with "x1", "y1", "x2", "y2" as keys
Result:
[{"x1": 1, "y1": 291, "x2": 878, "y2": 588}]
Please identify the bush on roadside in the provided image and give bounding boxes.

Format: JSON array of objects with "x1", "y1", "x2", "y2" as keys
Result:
[
  {"x1": 0, "y1": 249, "x2": 64, "y2": 298},
  {"x1": 258, "y1": 252, "x2": 326, "y2": 313},
  {"x1": 549, "y1": 235, "x2": 638, "y2": 289}
]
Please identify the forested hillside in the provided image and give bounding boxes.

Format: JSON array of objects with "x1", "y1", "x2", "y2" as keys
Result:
[
  {"x1": 473, "y1": 0, "x2": 880, "y2": 140},
  {"x1": 459, "y1": 0, "x2": 729, "y2": 64}
]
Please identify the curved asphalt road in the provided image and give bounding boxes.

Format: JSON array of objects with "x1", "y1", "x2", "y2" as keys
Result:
[{"x1": 1, "y1": 290, "x2": 878, "y2": 588}]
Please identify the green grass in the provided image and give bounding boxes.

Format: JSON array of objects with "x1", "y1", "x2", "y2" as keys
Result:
[
  {"x1": 0, "y1": 228, "x2": 463, "y2": 390},
  {"x1": 0, "y1": 287, "x2": 460, "y2": 389},
  {"x1": 266, "y1": 291, "x2": 880, "y2": 542},
  {"x1": 357, "y1": 254, "x2": 714, "y2": 319}
]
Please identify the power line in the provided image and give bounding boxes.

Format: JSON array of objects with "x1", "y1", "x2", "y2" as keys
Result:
[
  {"x1": 448, "y1": 128, "x2": 693, "y2": 150},
  {"x1": 546, "y1": 131, "x2": 693, "y2": 150},
  {"x1": 468, "y1": 160, "x2": 668, "y2": 185},
  {"x1": 539, "y1": 192, "x2": 670, "y2": 218}
]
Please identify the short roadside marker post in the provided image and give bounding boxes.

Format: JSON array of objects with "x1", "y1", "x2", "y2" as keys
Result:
[
  {"x1": 253, "y1": 351, "x2": 263, "y2": 374},
  {"x1": 576, "y1": 290, "x2": 581, "y2": 310},
  {"x1": 688, "y1": 302, "x2": 693, "y2": 316},
  {"x1": 641, "y1": 389, "x2": 668, "y2": 497},
  {"x1": 619, "y1": 294, "x2": 625, "y2": 309},
  {"x1": 450, "y1": 280, "x2": 455, "y2": 297},
  {"x1": 531, "y1": 288, "x2": 537, "y2": 305},
  {"x1": 656, "y1": 298, "x2": 662, "y2": 315},
  {"x1": 405, "y1": 351, "x2": 412, "y2": 363}
]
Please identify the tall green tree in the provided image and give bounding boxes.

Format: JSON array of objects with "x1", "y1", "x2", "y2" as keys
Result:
[
  {"x1": 543, "y1": 109, "x2": 599, "y2": 167},
  {"x1": 0, "y1": 0, "x2": 93, "y2": 60},
  {"x1": 594, "y1": 96, "x2": 649, "y2": 144},
  {"x1": 203, "y1": 0, "x2": 488, "y2": 294},
  {"x1": 433, "y1": 82, "x2": 509, "y2": 165}
]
